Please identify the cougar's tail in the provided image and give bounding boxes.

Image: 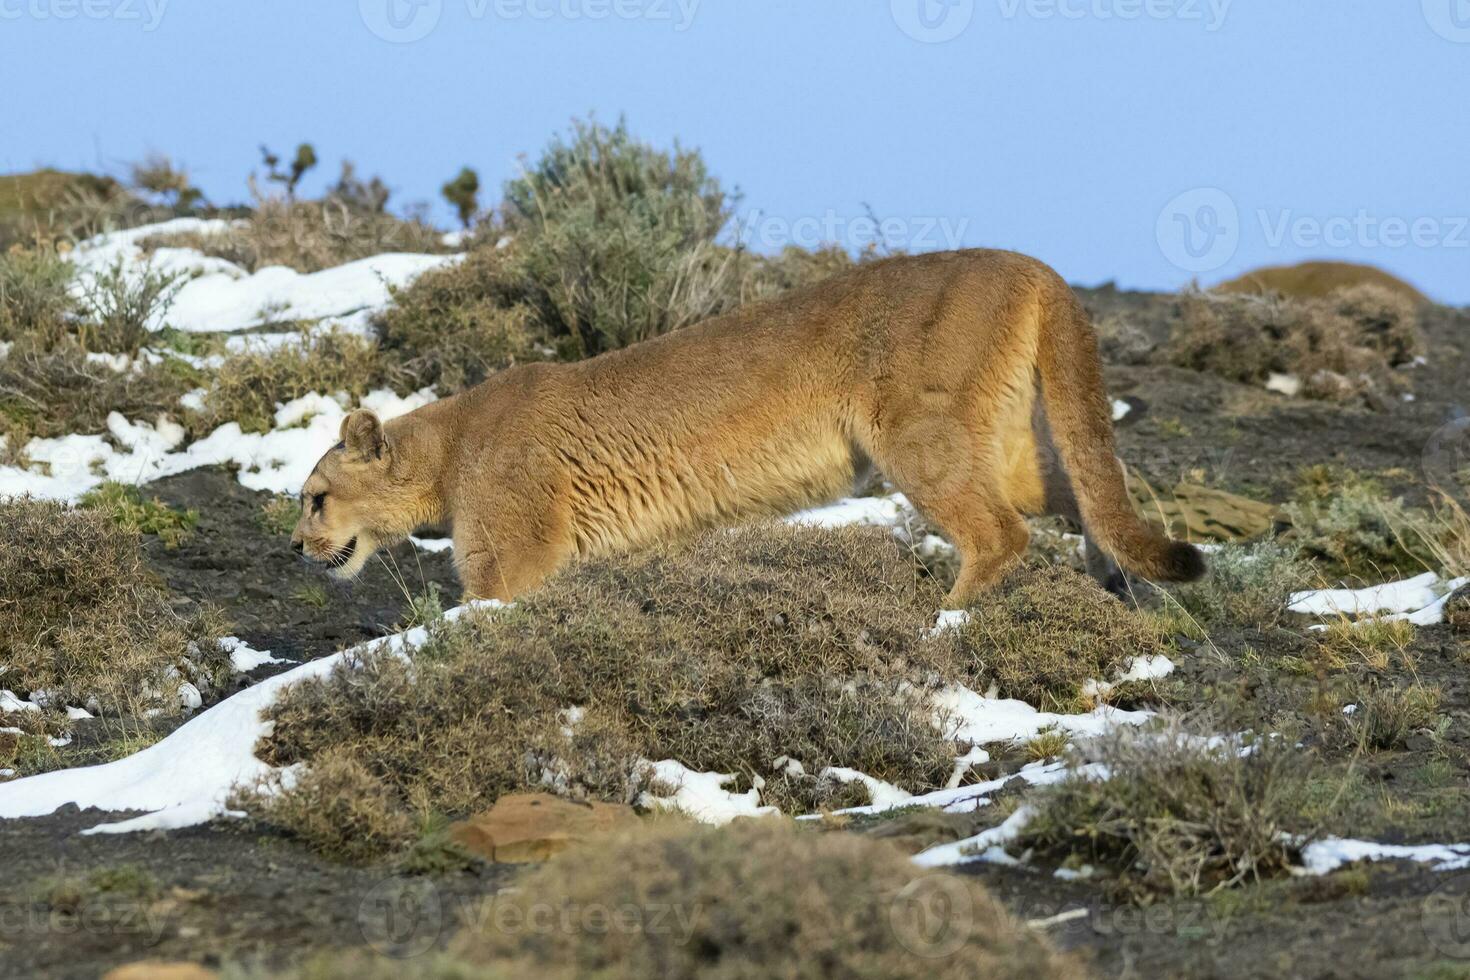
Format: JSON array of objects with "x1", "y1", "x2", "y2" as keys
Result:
[{"x1": 1034, "y1": 275, "x2": 1206, "y2": 583}]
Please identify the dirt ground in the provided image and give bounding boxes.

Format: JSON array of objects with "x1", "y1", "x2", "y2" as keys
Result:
[{"x1": 2, "y1": 285, "x2": 1467, "y2": 979}]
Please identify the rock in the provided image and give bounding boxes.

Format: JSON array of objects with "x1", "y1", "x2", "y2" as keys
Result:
[
  {"x1": 449, "y1": 793, "x2": 639, "y2": 863},
  {"x1": 1446, "y1": 586, "x2": 1470, "y2": 632},
  {"x1": 102, "y1": 963, "x2": 217, "y2": 980}
]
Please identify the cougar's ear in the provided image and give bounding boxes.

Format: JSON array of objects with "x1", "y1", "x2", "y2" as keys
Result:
[{"x1": 340, "y1": 410, "x2": 388, "y2": 462}]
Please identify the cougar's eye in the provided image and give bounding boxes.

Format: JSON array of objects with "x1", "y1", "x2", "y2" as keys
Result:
[{"x1": 312, "y1": 492, "x2": 326, "y2": 513}]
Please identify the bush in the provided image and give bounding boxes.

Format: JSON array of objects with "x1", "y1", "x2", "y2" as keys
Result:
[
  {"x1": 954, "y1": 564, "x2": 1168, "y2": 710},
  {"x1": 197, "y1": 328, "x2": 388, "y2": 434},
  {"x1": 447, "y1": 820, "x2": 1085, "y2": 980},
  {"x1": 0, "y1": 498, "x2": 228, "y2": 719},
  {"x1": 497, "y1": 117, "x2": 736, "y2": 357},
  {"x1": 1165, "y1": 287, "x2": 1423, "y2": 406},
  {"x1": 0, "y1": 169, "x2": 140, "y2": 250},
  {"x1": 246, "y1": 525, "x2": 963, "y2": 859},
  {"x1": 0, "y1": 245, "x2": 74, "y2": 346},
  {"x1": 1173, "y1": 539, "x2": 1315, "y2": 628},
  {"x1": 1284, "y1": 468, "x2": 1437, "y2": 579},
  {"x1": 1016, "y1": 721, "x2": 1308, "y2": 899},
  {"x1": 0, "y1": 342, "x2": 200, "y2": 453},
  {"x1": 376, "y1": 246, "x2": 540, "y2": 391},
  {"x1": 74, "y1": 258, "x2": 181, "y2": 353},
  {"x1": 139, "y1": 194, "x2": 447, "y2": 275},
  {"x1": 255, "y1": 820, "x2": 1084, "y2": 980},
  {"x1": 733, "y1": 243, "x2": 856, "y2": 304},
  {"x1": 78, "y1": 480, "x2": 198, "y2": 548},
  {"x1": 1331, "y1": 683, "x2": 1443, "y2": 751}
]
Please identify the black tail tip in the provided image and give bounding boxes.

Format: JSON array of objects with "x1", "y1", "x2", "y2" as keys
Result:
[{"x1": 1163, "y1": 541, "x2": 1208, "y2": 583}]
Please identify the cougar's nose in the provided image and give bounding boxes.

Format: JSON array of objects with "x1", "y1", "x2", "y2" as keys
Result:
[{"x1": 291, "y1": 537, "x2": 304, "y2": 554}]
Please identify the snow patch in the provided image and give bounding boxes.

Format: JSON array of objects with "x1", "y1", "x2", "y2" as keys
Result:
[
  {"x1": 69, "y1": 220, "x2": 458, "y2": 334},
  {"x1": 935, "y1": 683, "x2": 1156, "y2": 747},
  {"x1": 0, "y1": 387, "x2": 436, "y2": 502},
  {"x1": 1299, "y1": 838, "x2": 1470, "y2": 875},
  {"x1": 1290, "y1": 573, "x2": 1468, "y2": 626},
  {"x1": 638, "y1": 759, "x2": 779, "y2": 825},
  {"x1": 818, "y1": 767, "x2": 912, "y2": 808},
  {"x1": 786, "y1": 494, "x2": 912, "y2": 529},
  {"x1": 912, "y1": 804, "x2": 1038, "y2": 868}
]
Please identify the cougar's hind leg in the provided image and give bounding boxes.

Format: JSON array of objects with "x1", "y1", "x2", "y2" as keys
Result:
[
  {"x1": 1034, "y1": 397, "x2": 1131, "y2": 596},
  {"x1": 868, "y1": 419, "x2": 1029, "y2": 606}
]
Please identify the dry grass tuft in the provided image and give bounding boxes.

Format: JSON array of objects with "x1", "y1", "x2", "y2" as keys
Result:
[
  {"x1": 0, "y1": 497, "x2": 228, "y2": 718},
  {"x1": 196, "y1": 329, "x2": 388, "y2": 434},
  {"x1": 1165, "y1": 286, "x2": 1423, "y2": 407},
  {"x1": 1017, "y1": 720, "x2": 1308, "y2": 900},
  {"x1": 375, "y1": 245, "x2": 541, "y2": 391},
  {"x1": 256, "y1": 820, "x2": 1085, "y2": 979},
  {"x1": 1332, "y1": 683, "x2": 1444, "y2": 751},
  {"x1": 246, "y1": 525, "x2": 1179, "y2": 862},
  {"x1": 247, "y1": 525, "x2": 966, "y2": 859},
  {"x1": 0, "y1": 245, "x2": 74, "y2": 346},
  {"x1": 139, "y1": 195, "x2": 447, "y2": 275},
  {"x1": 953, "y1": 564, "x2": 1168, "y2": 711}
]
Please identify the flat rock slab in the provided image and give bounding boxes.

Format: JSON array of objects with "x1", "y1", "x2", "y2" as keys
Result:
[
  {"x1": 451, "y1": 793, "x2": 638, "y2": 863},
  {"x1": 103, "y1": 963, "x2": 217, "y2": 980}
]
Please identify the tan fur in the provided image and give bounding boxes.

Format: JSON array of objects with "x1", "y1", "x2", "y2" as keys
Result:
[{"x1": 291, "y1": 249, "x2": 1204, "y2": 603}]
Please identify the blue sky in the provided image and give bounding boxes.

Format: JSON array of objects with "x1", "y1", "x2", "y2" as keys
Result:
[{"x1": 2, "y1": 1, "x2": 1467, "y2": 300}]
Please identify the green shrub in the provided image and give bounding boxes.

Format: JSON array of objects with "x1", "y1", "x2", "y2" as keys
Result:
[
  {"x1": 78, "y1": 480, "x2": 198, "y2": 547},
  {"x1": 1285, "y1": 468, "x2": 1437, "y2": 579},
  {"x1": 497, "y1": 117, "x2": 735, "y2": 357},
  {"x1": 74, "y1": 258, "x2": 181, "y2": 353},
  {"x1": 1173, "y1": 539, "x2": 1315, "y2": 628},
  {"x1": 0, "y1": 245, "x2": 74, "y2": 345}
]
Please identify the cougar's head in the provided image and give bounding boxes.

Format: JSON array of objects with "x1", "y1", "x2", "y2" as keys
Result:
[{"x1": 290, "y1": 410, "x2": 415, "y2": 580}]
